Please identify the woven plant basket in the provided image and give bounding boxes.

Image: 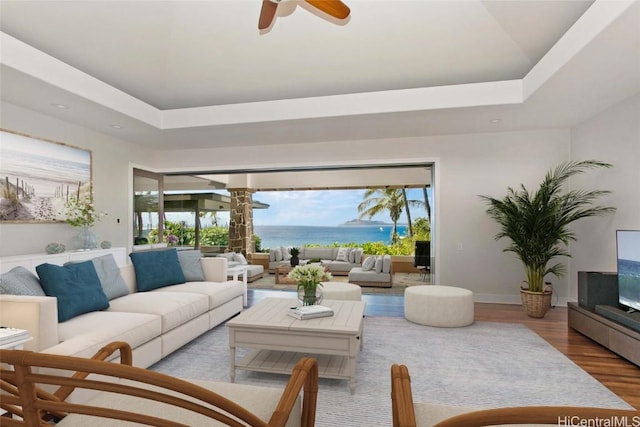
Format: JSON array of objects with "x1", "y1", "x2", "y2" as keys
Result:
[{"x1": 520, "y1": 289, "x2": 552, "y2": 318}]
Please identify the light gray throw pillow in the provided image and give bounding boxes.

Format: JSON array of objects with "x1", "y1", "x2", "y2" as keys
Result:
[
  {"x1": 361, "y1": 256, "x2": 375, "y2": 271},
  {"x1": 374, "y1": 256, "x2": 383, "y2": 273},
  {"x1": 177, "y1": 250, "x2": 206, "y2": 281},
  {"x1": 0, "y1": 266, "x2": 45, "y2": 296},
  {"x1": 90, "y1": 254, "x2": 129, "y2": 300}
]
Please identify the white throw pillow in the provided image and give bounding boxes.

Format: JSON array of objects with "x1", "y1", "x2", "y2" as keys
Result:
[
  {"x1": 281, "y1": 246, "x2": 292, "y2": 261},
  {"x1": 336, "y1": 247, "x2": 349, "y2": 262},
  {"x1": 274, "y1": 248, "x2": 283, "y2": 262},
  {"x1": 374, "y1": 256, "x2": 383, "y2": 273},
  {"x1": 354, "y1": 248, "x2": 363, "y2": 264},
  {"x1": 234, "y1": 253, "x2": 248, "y2": 265},
  {"x1": 362, "y1": 256, "x2": 375, "y2": 271}
]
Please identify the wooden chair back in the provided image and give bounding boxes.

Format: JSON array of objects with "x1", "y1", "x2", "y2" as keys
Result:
[
  {"x1": 391, "y1": 363, "x2": 640, "y2": 427},
  {"x1": 1, "y1": 345, "x2": 318, "y2": 427}
]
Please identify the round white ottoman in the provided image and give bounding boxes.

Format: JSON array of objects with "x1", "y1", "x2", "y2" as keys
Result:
[
  {"x1": 405, "y1": 285, "x2": 474, "y2": 327},
  {"x1": 321, "y1": 282, "x2": 362, "y2": 301}
]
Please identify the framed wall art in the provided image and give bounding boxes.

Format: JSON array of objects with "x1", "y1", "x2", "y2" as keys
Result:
[{"x1": 0, "y1": 129, "x2": 92, "y2": 223}]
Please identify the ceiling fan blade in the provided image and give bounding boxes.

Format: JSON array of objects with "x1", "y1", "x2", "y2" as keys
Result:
[
  {"x1": 304, "y1": 0, "x2": 350, "y2": 19},
  {"x1": 258, "y1": 0, "x2": 278, "y2": 30}
]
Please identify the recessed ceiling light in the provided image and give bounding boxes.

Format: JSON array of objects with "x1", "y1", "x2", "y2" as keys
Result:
[
  {"x1": 52, "y1": 103, "x2": 69, "y2": 109},
  {"x1": 489, "y1": 118, "x2": 502, "y2": 123},
  {"x1": 110, "y1": 124, "x2": 123, "y2": 129}
]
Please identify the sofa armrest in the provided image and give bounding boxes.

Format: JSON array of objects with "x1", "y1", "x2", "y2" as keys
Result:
[
  {"x1": 201, "y1": 257, "x2": 227, "y2": 282},
  {"x1": 0, "y1": 295, "x2": 59, "y2": 351}
]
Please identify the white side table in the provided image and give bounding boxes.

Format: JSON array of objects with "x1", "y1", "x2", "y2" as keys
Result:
[{"x1": 227, "y1": 265, "x2": 248, "y2": 306}]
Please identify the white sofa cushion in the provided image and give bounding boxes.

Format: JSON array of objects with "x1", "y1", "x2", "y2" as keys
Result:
[
  {"x1": 348, "y1": 268, "x2": 391, "y2": 283},
  {"x1": 153, "y1": 281, "x2": 244, "y2": 310},
  {"x1": 58, "y1": 378, "x2": 301, "y2": 427},
  {"x1": 382, "y1": 254, "x2": 392, "y2": 273},
  {"x1": 107, "y1": 292, "x2": 208, "y2": 333},
  {"x1": 51, "y1": 311, "x2": 161, "y2": 359}
]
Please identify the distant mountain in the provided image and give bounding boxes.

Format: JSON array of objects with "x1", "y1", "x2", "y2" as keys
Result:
[{"x1": 342, "y1": 219, "x2": 390, "y2": 226}]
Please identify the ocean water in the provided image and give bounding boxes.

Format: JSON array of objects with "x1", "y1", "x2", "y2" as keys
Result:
[{"x1": 254, "y1": 225, "x2": 408, "y2": 249}]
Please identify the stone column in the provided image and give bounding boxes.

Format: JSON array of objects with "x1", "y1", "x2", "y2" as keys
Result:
[{"x1": 228, "y1": 189, "x2": 254, "y2": 255}]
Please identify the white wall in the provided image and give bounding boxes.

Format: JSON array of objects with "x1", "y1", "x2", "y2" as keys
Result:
[
  {"x1": 153, "y1": 128, "x2": 571, "y2": 304},
  {"x1": 569, "y1": 94, "x2": 640, "y2": 301},
  {"x1": 0, "y1": 102, "x2": 150, "y2": 256},
  {"x1": 4, "y1": 93, "x2": 635, "y2": 305}
]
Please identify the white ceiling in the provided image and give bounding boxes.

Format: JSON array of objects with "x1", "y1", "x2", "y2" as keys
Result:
[{"x1": 1, "y1": 0, "x2": 639, "y2": 150}]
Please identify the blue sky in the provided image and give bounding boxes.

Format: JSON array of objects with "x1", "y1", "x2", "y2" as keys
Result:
[{"x1": 168, "y1": 188, "x2": 430, "y2": 227}]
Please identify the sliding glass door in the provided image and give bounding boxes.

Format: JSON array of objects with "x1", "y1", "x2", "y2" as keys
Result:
[{"x1": 133, "y1": 168, "x2": 164, "y2": 247}]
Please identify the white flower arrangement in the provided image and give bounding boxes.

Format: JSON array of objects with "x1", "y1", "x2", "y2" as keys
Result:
[
  {"x1": 65, "y1": 194, "x2": 107, "y2": 227},
  {"x1": 287, "y1": 263, "x2": 332, "y2": 292}
]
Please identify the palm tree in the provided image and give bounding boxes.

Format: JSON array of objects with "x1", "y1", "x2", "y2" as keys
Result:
[
  {"x1": 358, "y1": 189, "x2": 423, "y2": 243},
  {"x1": 422, "y1": 186, "x2": 431, "y2": 221},
  {"x1": 358, "y1": 189, "x2": 403, "y2": 242},
  {"x1": 402, "y1": 189, "x2": 413, "y2": 237}
]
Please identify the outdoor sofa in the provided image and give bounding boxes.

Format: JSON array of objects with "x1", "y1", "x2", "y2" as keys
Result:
[
  {"x1": 268, "y1": 246, "x2": 364, "y2": 275},
  {"x1": 0, "y1": 248, "x2": 244, "y2": 403},
  {"x1": 348, "y1": 254, "x2": 393, "y2": 288},
  {"x1": 216, "y1": 251, "x2": 265, "y2": 282}
]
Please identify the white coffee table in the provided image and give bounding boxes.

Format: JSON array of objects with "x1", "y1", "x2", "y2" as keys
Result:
[{"x1": 226, "y1": 297, "x2": 365, "y2": 394}]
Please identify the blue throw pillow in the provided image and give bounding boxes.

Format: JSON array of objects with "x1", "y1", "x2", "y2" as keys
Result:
[
  {"x1": 129, "y1": 248, "x2": 185, "y2": 291},
  {"x1": 36, "y1": 261, "x2": 109, "y2": 322}
]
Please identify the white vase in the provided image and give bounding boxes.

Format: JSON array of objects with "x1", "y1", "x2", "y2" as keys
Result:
[{"x1": 73, "y1": 226, "x2": 98, "y2": 250}]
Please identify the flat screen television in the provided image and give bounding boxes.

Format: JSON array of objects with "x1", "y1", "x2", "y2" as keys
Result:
[{"x1": 617, "y1": 230, "x2": 640, "y2": 312}]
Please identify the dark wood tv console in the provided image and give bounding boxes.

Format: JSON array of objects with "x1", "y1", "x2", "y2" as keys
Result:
[{"x1": 568, "y1": 302, "x2": 640, "y2": 367}]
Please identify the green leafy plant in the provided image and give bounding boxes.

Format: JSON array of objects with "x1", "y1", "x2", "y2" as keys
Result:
[
  {"x1": 480, "y1": 160, "x2": 616, "y2": 293},
  {"x1": 288, "y1": 264, "x2": 332, "y2": 306},
  {"x1": 65, "y1": 194, "x2": 106, "y2": 227},
  {"x1": 289, "y1": 247, "x2": 300, "y2": 257}
]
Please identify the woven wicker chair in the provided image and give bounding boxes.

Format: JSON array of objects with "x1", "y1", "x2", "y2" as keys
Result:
[
  {"x1": 1, "y1": 341, "x2": 132, "y2": 423},
  {"x1": 391, "y1": 364, "x2": 640, "y2": 427},
  {"x1": 1, "y1": 343, "x2": 318, "y2": 427}
]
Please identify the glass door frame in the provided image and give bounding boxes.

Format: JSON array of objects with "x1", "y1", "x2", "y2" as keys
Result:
[{"x1": 132, "y1": 168, "x2": 165, "y2": 247}]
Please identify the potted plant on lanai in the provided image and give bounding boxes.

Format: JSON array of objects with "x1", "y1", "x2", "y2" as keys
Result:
[
  {"x1": 289, "y1": 247, "x2": 300, "y2": 266},
  {"x1": 480, "y1": 160, "x2": 616, "y2": 318}
]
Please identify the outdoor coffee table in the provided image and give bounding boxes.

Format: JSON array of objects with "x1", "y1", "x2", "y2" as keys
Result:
[
  {"x1": 274, "y1": 265, "x2": 296, "y2": 284},
  {"x1": 227, "y1": 297, "x2": 365, "y2": 394}
]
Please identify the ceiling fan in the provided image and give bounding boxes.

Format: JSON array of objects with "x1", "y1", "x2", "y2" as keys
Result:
[{"x1": 259, "y1": 0, "x2": 351, "y2": 30}]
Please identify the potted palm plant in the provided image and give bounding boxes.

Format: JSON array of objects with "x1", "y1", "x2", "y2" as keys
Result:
[
  {"x1": 289, "y1": 247, "x2": 301, "y2": 266},
  {"x1": 480, "y1": 160, "x2": 616, "y2": 318}
]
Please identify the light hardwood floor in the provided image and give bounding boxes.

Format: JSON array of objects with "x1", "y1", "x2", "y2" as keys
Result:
[{"x1": 247, "y1": 289, "x2": 640, "y2": 409}]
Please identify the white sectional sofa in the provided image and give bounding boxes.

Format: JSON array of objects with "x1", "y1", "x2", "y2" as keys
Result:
[
  {"x1": 0, "y1": 248, "x2": 244, "y2": 370},
  {"x1": 268, "y1": 246, "x2": 364, "y2": 275}
]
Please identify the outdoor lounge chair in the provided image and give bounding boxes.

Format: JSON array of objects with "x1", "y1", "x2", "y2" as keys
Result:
[
  {"x1": 1, "y1": 342, "x2": 318, "y2": 427},
  {"x1": 390, "y1": 364, "x2": 640, "y2": 427}
]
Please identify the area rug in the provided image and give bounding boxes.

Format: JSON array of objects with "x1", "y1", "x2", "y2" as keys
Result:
[{"x1": 150, "y1": 317, "x2": 631, "y2": 426}]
